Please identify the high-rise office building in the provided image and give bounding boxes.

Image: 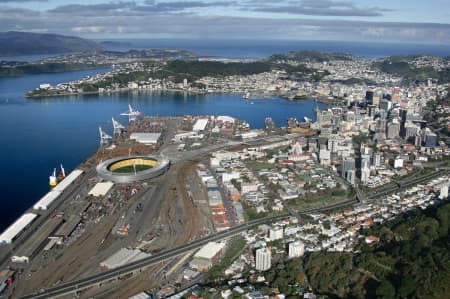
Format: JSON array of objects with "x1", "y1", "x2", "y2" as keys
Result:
[
  {"x1": 440, "y1": 184, "x2": 449, "y2": 199},
  {"x1": 372, "y1": 153, "x2": 382, "y2": 167},
  {"x1": 361, "y1": 167, "x2": 371, "y2": 184},
  {"x1": 361, "y1": 154, "x2": 371, "y2": 169},
  {"x1": 404, "y1": 122, "x2": 420, "y2": 140},
  {"x1": 380, "y1": 99, "x2": 392, "y2": 111},
  {"x1": 423, "y1": 129, "x2": 437, "y2": 147},
  {"x1": 386, "y1": 119, "x2": 400, "y2": 139},
  {"x1": 342, "y1": 157, "x2": 355, "y2": 178},
  {"x1": 347, "y1": 169, "x2": 356, "y2": 185},
  {"x1": 365, "y1": 90, "x2": 374, "y2": 106}
]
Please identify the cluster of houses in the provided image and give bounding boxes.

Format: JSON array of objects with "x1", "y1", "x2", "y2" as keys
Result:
[{"x1": 169, "y1": 172, "x2": 449, "y2": 299}]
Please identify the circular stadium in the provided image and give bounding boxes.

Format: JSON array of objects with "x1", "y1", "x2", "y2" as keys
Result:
[{"x1": 96, "y1": 155, "x2": 170, "y2": 183}]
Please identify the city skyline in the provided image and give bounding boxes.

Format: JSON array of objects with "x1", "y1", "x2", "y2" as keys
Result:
[{"x1": 0, "y1": 0, "x2": 449, "y2": 44}]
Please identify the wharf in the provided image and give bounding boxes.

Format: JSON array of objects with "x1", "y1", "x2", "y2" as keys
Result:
[
  {"x1": 1, "y1": 115, "x2": 258, "y2": 298},
  {"x1": 13, "y1": 216, "x2": 63, "y2": 260}
]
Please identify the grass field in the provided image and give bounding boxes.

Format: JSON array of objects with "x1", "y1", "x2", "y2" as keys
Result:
[
  {"x1": 290, "y1": 192, "x2": 349, "y2": 211},
  {"x1": 111, "y1": 164, "x2": 153, "y2": 173}
]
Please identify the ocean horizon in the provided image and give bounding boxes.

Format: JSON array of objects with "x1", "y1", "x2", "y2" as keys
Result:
[
  {"x1": 0, "y1": 39, "x2": 448, "y2": 230},
  {"x1": 1, "y1": 39, "x2": 449, "y2": 62},
  {"x1": 99, "y1": 38, "x2": 450, "y2": 59}
]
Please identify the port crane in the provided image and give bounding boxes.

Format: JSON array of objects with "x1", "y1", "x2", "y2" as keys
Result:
[
  {"x1": 120, "y1": 104, "x2": 141, "y2": 122},
  {"x1": 112, "y1": 117, "x2": 125, "y2": 135},
  {"x1": 99, "y1": 126, "x2": 112, "y2": 145}
]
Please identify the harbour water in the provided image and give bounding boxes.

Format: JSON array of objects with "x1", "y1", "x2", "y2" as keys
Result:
[
  {"x1": 3, "y1": 38, "x2": 446, "y2": 231},
  {"x1": 0, "y1": 69, "x2": 325, "y2": 231}
]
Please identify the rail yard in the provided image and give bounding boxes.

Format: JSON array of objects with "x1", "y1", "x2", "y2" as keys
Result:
[
  {"x1": 0, "y1": 108, "x2": 256, "y2": 298},
  {"x1": 1, "y1": 100, "x2": 450, "y2": 299}
]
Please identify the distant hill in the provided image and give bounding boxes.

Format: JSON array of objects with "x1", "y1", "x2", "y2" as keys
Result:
[
  {"x1": 99, "y1": 40, "x2": 132, "y2": 48},
  {"x1": 373, "y1": 56, "x2": 450, "y2": 83},
  {"x1": 269, "y1": 50, "x2": 353, "y2": 62},
  {"x1": 0, "y1": 31, "x2": 102, "y2": 56}
]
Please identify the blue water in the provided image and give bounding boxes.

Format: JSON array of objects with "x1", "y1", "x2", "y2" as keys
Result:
[
  {"x1": 100, "y1": 39, "x2": 450, "y2": 58},
  {"x1": 2, "y1": 39, "x2": 448, "y2": 62},
  {"x1": 0, "y1": 69, "x2": 324, "y2": 231},
  {"x1": 3, "y1": 38, "x2": 445, "y2": 231}
]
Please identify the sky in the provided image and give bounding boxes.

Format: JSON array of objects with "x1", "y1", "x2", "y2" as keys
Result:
[{"x1": 0, "y1": 0, "x2": 449, "y2": 44}]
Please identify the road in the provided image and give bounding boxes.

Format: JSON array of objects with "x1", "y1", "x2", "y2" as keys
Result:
[
  {"x1": 30, "y1": 155, "x2": 440, "y2": 299},
  {"x1": 20, "y1": 197, "x2": 358, "y2": 299},
  {"x1": 162, "y1": 135, "x2": 295, "y2": 163},
  {"x1": 20, "y1": 213, "x2": 287, "y2": 299},
  {"x1": 361, "y1": 169, "x2": 448, "y2": 202},
  {"x1": 19, "y1": 170, "x2": 447, "y2": 299},
  {"x1": 18, "y1": 136, "x2": 448, "y2": 299}
]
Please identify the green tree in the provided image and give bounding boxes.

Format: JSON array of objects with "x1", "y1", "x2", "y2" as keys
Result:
[
  {"x1": 376, "y1": 280, "x2": 395, "y2": 299},
  {"x1": 436, "y1": 204, "x2": 450, "y2": 237},
  {"x1": 398, "y1": 276, "x2": 416, "y2": 298}
]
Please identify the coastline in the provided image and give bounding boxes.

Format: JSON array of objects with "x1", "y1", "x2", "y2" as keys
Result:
[
  {"x1": 25, "y1": 87, "x2": 207, "y2": 98},
  {"x1": 25, "y1": 86, "x2": 335, "y2": 105},
  {"x1": 0, "y1": 94, "x2": 323, "y2": 232}
]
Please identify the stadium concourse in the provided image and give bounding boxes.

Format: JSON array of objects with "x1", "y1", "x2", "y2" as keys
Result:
[{"x1": 96, "y1": 155, "x2": 170, "y2": 183}]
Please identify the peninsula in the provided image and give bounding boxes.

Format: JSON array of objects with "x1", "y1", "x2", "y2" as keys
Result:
[
  {"x1": 0, "y1": 31, "x2": 101, "y2": 56},
  {"x1": 25, "y1": 51, "x2": 450, "y2": 107}
]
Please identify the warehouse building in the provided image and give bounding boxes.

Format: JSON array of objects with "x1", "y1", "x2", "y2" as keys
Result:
[
  {"x1": 0, "y1": 213, "x2": 38, "y2": 244},
  {"x1": 130, "y1": 133, "x2": 161, "y2": 145},
  {"x1": 193, "y1": 119, "x2": 209, "y2": 133},
  {"x1": 189, "y1": 241, "x2": 225, "y2": 272},
  {"x1": 88, "y1": 181, "x2": 114, "y2": 197},
  {"x1": 33, "y1": 169, "x2": 84, "y2": 211},
  {"x1": 100, "y1": 248, "x2": 150, "y2": 270}
]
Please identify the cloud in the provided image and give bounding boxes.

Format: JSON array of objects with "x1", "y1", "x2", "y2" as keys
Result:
[
  {"x1": 0, "y1": 0, "x2": 46, "y2": 2},
  {"x1": 0, "y1": 1, "x2": 448, "y2": 44},
  {"x1": 144, "y1": 0, "x2": 235, "y2": 11},
  {"x1": 251, "y1": 0, "x2": 392, "y2": 17},
  {"x1": 49, "y1": 0, "x2": 235, "y2": 15},
  {"x1": 49, "y1": 1, "x2": 137, "y2": 15}
]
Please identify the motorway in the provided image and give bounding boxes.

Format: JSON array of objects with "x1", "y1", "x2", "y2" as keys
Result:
[
  {"x1": 361, "y1": 169, "x2": 448, "y2": 202},
  {"x1": 18, "y1": 131, "x2": 449, "y2": 299},
  {"x1": 161, "y1": 135, "x2": 293, "y2": 163},
  {"x1": 20, "y1": 213, "x2": 286, "y2": 299},
  {"x1": 21, "y1": 197, "x2": 358, "y2": 299},
  {"x1": 22, "y1": 168, "x2": 446, "y2": 298}
]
